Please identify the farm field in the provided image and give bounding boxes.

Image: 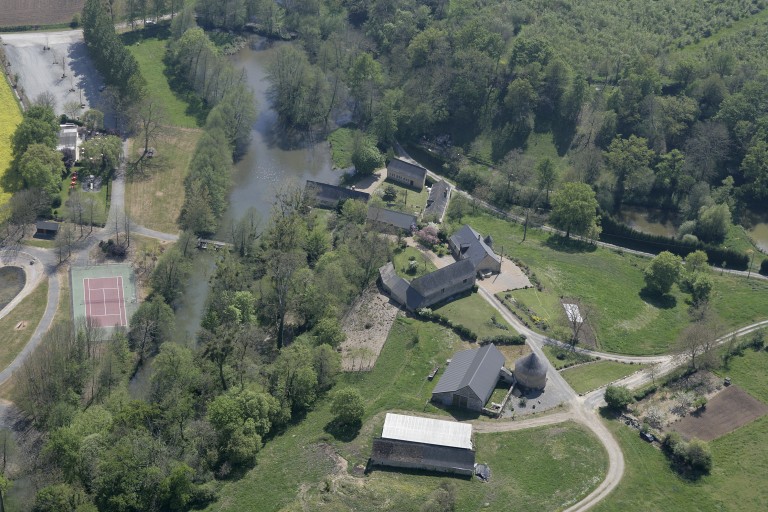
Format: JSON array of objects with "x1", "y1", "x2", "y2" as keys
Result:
[
  {"x1": 0, "y1": 75, "x2": 22, "y2": 209},
  {"x1": 205, "y1": 316, "x2": 608, "y2": 511},
  {"x1": 0, "y1": 0, "x2": 83, "y2": 27},
  {"x1": 671, "y1": 385, "x2": 768, "y2": 442},
  {"x1": 455, "y1": 211, "x2": 768, "y2": 355},
  {"x1": 561, "y1": 360, "x2": 647, "y2": 394}
]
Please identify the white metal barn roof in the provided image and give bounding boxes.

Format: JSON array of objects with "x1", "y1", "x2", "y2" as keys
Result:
[{"x1": 381, "y1": 413, "x2": 473, "y2": 450}]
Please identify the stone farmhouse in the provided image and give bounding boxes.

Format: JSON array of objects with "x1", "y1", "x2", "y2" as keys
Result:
[
  {"x1": 386, "y1": 157, "x2": 427, "y2": 191},
  {"x1": 431, "y1": 344, "x2": 507, "y2": 411},
  {"x1": 379, "y1": 259, "x2": 476, "y2": 311},
  {"x1": 449, "y1": 224, "x2": 502, "y2": 274}
]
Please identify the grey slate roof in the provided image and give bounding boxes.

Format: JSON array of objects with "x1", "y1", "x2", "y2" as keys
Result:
[
  {"x1": 379, "y1": 262, "x2": 413, "y2": 307},
  {"x1": 432, "y1": 344, "x2": 506, "y2": 401},
  {"x1": 371, "y1": 438, "x2": 475, "y2": 475},
  {"x1": 387, "y1": 157, "x2": 427, "y2": 181},
  {"x1": 305, "y1": 180, "x2": 370, "y2": 206},
  {"x1": 424, "y1": 180, "x2": 450, "y2": 221},
  {"x1": 35, "y1": 220, "x2": 60, "y2": 232},
  {"x1": 450, "y1": 225, "x2": 501, "y2": 269},
  {"x1": 367, "y1": 206, "x2": 417, "y2": 231},
  {"x1": 410, "y1": 259, "x2": 475, "y2": 297}
]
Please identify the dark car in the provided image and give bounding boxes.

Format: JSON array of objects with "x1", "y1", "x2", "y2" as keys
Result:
[{"x1": 640, "y1": 432, "x2": 655, "y2": 443}]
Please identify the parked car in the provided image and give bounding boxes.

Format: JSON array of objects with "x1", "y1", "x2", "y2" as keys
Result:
[{"x1": 640, "y1": 432, "x2": 655, "y2": 443}]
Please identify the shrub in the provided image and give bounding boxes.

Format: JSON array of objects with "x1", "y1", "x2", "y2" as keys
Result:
[
  {"x1": 331, "y1": 388, "x2": 364, "y2": 426},
  {"x1": 604, "y1": 385, "x2": 634, "y2": 410},
  {"x1": 760, "y1": 258, "x2": 768, "y2": 276}
]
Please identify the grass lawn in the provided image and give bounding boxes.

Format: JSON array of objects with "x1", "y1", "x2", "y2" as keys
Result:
[
  {"x1": 0, "y1": 74, "x2": 22, "y2": 210},
  {"x1": 542, "y1": 345, "x2": 595, "y2": 370},
  {"x1": 23, "y1": 238, "x2": 56, "y2": 249},
  {"x1": 434, "y1": 293, "x2": 514, "y2": 339},
  {"x1": 0, "y1": 279, "x2": 48, "y2": 371},
  {"x1": 522, "y1": 131, "x2": 567, "y2": 172},
  {"x1": 328, "y1": 127, "x2": 356, "y2": 168},
  {"x1": 125, "y1": 35, "x2": 200, "y2": 129},
  {"x1": 714, "y1": 346, "x2": 768, "y2": 403},
  {"x1": 595, "y1": 413, "x2": 768, "y2": 512},
  {"x1": 561, "y1": 360, "x2": 647, "y2": 394},
  {"x1": 376, "y1": 179, "x2": 429, "y2": 216},
  {"x1": 56, "y1": 173, "x2": 109, "y2": 226},
  {"x1": 125, "y1": 128, "x2": 201, "y2": 233},
  {"x1": 456, "y1": 211, "x2": 768, "y2": 355},
  {"x1": 391, "y1": 246, "x2": 437, "y2": 280}
]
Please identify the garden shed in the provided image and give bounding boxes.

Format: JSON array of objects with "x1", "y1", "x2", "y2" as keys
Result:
[{"x1": 431, "y1": 344, "x2": 506, "y2": 411}]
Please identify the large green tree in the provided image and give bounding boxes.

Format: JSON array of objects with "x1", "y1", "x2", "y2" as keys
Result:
[
  {"x1": 17, "y1": 144, "x2": 64, "y2": 196},
  {"x1": 643, "y1": 251, "x2": 682, "y2": 296},
  {"x1": 548, "y1": 182, "x2": 599, "y2": 239},
  {"x1": 603, "y1": 135, "x2": 655, "y2": 210}
]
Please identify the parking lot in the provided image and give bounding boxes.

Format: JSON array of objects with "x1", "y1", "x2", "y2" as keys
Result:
[{"x1": 1, "y1": 30, "x2": 113, "y2": 126}]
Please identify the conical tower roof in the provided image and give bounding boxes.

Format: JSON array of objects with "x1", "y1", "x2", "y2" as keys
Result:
[{"x1": 515, "y1": 352, "x2": 546, "y2": 376}]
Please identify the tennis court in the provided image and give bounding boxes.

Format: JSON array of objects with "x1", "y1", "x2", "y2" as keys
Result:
[{"x1": 71, "y1": 264, "x2": 137, "y2": 332}]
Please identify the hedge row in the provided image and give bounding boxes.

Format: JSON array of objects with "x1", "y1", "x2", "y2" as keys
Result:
[
  {"x1": 479, "y1": 334, "x2": 527, "y2": 346},
  {"x1": 600, "y1": 215, "x2": 749, "y2": 270},
  {"x1": 415, "y1": 308, "x2": 478, "y2": 341}
]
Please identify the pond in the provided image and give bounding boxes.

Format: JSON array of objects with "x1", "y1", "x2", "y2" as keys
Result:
[
  {"x1": 161, "y1": 37, "x2": 338, "y2": 367},
  {"x1": 0, "y1": 266, "x2": 26, "y2": 312},
  {"x1": 617, "y1": 206, "x2": 678, "y2": 238}
]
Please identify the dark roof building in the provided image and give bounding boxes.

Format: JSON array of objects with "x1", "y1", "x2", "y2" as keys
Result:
[
  {"x1": 304, "y1": 180, "x2": 370, "y2": 209},
  {"x1": 370, "y1": 438, "x2": 475, "y2": 476},
  {"x1": 449, "y1": 224, "x2": 502, "y2": 274},
  {"x1": 369, "y1": 413, "x2": 475, "y2": 476},
  {"x1": 386, "y1": 157, "x2": 427, "y2": 191},
  {"x1": 424, "y1": 180, "x2": 451, "y2": 222},
  {"x1": 367, "y1": 206, "x2": 417, "y2": 232},
  {"x1": 35, "y1": 220, "x2": 60, "y2": 237},
  {"x1": 379, "y1": 259, "x2": 476, "y2": 311},
  {"x1": 432, "y1": 344, "x2": 506, "y2": 411}
]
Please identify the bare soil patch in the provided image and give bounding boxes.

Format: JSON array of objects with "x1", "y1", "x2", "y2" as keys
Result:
[
  {"x1": 13, "y1": 321, "x2": 27, "y2": 330},
  {"x1": 0, "y1": 0, "x2": 84, "y2": 27},
  {"x1": 671, "y1": 385, "x2": 768, "y2": 441},
  {"x1": 340, "y1": 287, "x2": 399, "y2": 371}
]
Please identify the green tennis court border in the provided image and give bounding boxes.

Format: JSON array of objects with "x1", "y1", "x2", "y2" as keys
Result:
[{"x1": 70, "y1": 264, "x2": 138, "y2": 335}]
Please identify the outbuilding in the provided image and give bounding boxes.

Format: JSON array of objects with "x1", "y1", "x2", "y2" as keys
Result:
[
  {"x1": 369, "y1": 413, "x2": 475, "y2": 476},
  {"x1": 514, "y1": 352, "x2": 547, "y2": 391},
  {"x1": 35, "y1": 220, "x2": 60, "y2": 238},
  {"x1": 304, "y1": 180, "x2": 370, "y2": 209},
  {"x1": 367, "y1": 206, "x2": 417, "y2": 233},
  {"x1": 386, "y1": 157, "x2": 427, "y2": 191},
  {"x1": 431, "y1": 344, "x2": 506, "y2": 411}
]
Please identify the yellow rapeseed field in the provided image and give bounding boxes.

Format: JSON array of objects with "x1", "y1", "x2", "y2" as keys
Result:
[{"x1": 0, "y1": 75, "x2": 22, "y2": 208}]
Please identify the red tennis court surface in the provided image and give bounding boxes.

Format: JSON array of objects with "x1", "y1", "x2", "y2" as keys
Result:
[{"x1": 84, "y1": 277, "x2": 127, "y2": 328}]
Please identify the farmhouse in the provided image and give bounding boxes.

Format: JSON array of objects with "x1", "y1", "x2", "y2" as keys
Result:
[
  {"x1": 449, "y1": 224, "x2": 502, "y2": 274},
  {"x1": 35, "y1": 220, "x2": 60, "y2": 238},
  {"x1": 57, "y1": 123, "x2": 81, "y2": 161},
  {"x1": 367, "y1": 206, "x2": 417, "y2": 233},
  {"x1": 432, "y1": 344, "x2": 506, "y2": 411},
  {"x1": 424, "y1": 179, "x2": 451, "y2": 222},
  {"x1": 370, "y1": 413, "x2": 475, "y2": 476},
  {"x1": 386, "y1": 157, "x2": 427, "y2": 191},
  {"x1": 304, "y1": 180, "x2": 370, "y2": 209},
  {"x1": 379, "y1": 259, "x2": 476, "y2": 311}
]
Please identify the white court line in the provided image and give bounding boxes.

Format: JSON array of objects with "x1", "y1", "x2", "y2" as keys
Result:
[{"x1": 117, "y1": 276, "x2": 126, "y2": 326}]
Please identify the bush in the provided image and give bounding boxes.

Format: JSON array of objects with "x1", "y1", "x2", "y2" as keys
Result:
[
  {"x1": 760, "y1": 258, "x2": 768, "y2": 276},
  {"x1": 331, "y1": 388, "x2": 364, "y2": 426},
  {"x1": 604, "y1": 385, "x2": 634, "y2": 410},
  {"x1": 480, "y1": 334, "x2": 527, "y2": 346},
  {"x1": 662, "y1": 433, "x2": 712, "y2": 473}
]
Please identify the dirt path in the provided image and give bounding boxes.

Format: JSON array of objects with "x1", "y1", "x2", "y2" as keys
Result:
[{"x1": 472, "y1": 410, "x2": 573, "y2": 433}]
